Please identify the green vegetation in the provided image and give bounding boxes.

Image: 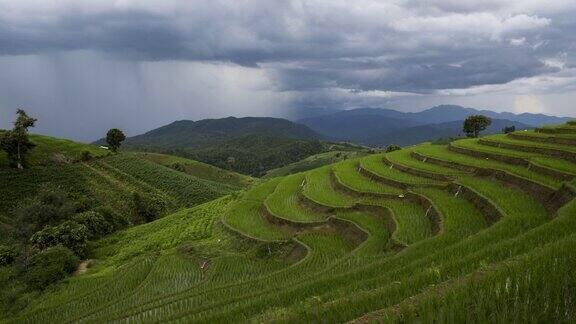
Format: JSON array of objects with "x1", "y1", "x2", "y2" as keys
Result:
[
  {"x1": 264, "y1": 150, "x2": 367, "y2": 178},
  {"x1": 416, "y1": 142, "x2": 562, "y2": 188},
  {"x1": 463, "y1": 115, "x2": 491, "y2": 138},
  {"x1": 385, "y1": 144, "x2": 401, "y2": 153},
  {"x1": 333, "y1": 159, "x2": 402, "y2": 195},
  {"x1": 105, "y1": 128, "x2": 126, "y2": 153},
  {"x1": 303, "y1": 166, "x2": 356, "y2": 208},
  {"x1": 0, "y1": 110, "x2": 37, "y2": 169},
  {"x1": 113, "y1": 117, "x2": 370, "y2": 176},
  {"x1": 449, "y1": 137, "x2": 576, "y2": 175},
  {"x1": 2, "y1": 121, "x2": 576, "y2": 322},
  {"x1": 361, "y1": 154, "x2": 446, "y2": 186},
  {"x1": 223, "y1": 179, "x2": 293, "y2": 241},
  {"x1": 134, "y1": 152, "x2": 253, "y2": 188},
  {"x1": 266, "y1": 174, "x2": 326, "y2": 222},
  {"x1": 0, "y1": 134, "x2": 108, "y2": 168},
  {"x1": 484, "y1": 133, "x2": 576, "y2": 153}
]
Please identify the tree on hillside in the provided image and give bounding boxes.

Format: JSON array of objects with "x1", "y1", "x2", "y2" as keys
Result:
[
  {"x1": 385, "y1": 144, "x2": 401, "y2": 153},
  {"x1": 106, "y1": 128, "x2": 126, "y2": 153},
  {"x1": 502, "y1": 125, "x2": 516, "y2": 134},
  {"x1": 463, "y1": 115, "x2": 492, "y2": 138},
  {"x1": 0, "y1": 109, "x2": 37, "y2": 169}
]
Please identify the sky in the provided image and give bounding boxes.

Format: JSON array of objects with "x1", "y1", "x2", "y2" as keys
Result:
[{"x1": 0, "y1": 0, "x2": 575, "y2": 141}]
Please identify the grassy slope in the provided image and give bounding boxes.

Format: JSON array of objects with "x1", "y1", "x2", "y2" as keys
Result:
[
  {"x1": 0, "y1": 133, "x2": 109, "y2": 168},
  {"x1": 264, "y1": 150, "x2": 368, "y2": 178},
  {"x1": 0, "y1": 134, "x2": 243, "y2": 241},
  {"x1": 134, "y1": 152, "x2": 253, "y2": 188}
]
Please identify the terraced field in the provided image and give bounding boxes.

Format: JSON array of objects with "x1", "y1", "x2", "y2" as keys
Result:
[
  {"x1": 0, "y1": 151, "x2": 238, "y2": 226},
  {"x1": 5, "y1": 122, "x2": 576, "y2": 322}
]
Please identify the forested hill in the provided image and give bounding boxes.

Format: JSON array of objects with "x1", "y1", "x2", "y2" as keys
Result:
[
  {"x1": 114, "y1": 116, "x2": 321, "y2": 149},
  {"x1": 97, "y1": 117, "x2": 336, "y2": 176}
]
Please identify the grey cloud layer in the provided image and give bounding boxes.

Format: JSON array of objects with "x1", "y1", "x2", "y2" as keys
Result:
[
  {"x1": 0, "y1": 0, "x2": 575, "y2": 142},
  {"x1": 1, "y1": 0, "x2": 573, "y2": 93}
]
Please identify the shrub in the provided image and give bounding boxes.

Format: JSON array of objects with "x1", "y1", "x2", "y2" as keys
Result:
[
  {"x1": 0, "y1": 245, "x2": 18, "y2": 266},
  {"x1": 30, "y1": 221, "x2": 89, "y2": 257},
  {"x1": 170, "y1": 163, "x2": 186, "y2": 172},
  {"x1": 131, "y1": 192, "x2": 162, "y2": 224},
  {"x1": 502, "y1": 125, "x2": 516, "y2": 134},
  {"x1": 73, "y1": 211, "x2": 113, "y2": 239},
  {"x1": 385, "y1": 144, "x2": 402, "y2": 153},
  {"x1": 95, "y1": 206, "x2": 130, "y2": 230},
  {"x1": 79, "y1": 150, "x2": 93, "y2": 161},
  {"x1": 14, "y1": 190, "x2": 77, "y2": 239},
  {"x1": 23, "y1": 246, "x2": 79, "y2": 290}
]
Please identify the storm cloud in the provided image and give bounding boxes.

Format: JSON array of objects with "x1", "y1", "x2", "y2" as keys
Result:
[{"x1": 0, "y1": 0, "x2": 575, "y2": 140}]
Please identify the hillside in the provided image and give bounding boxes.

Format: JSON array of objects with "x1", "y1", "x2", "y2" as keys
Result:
[
  {"x1": 298, "y1": 105, "x2": 569, "y2": 144},
  {"x1": 0, "y1": 134, "x2": 250, "y2": 315},
  {"x1": 264, "y1": 144, "x2": 371, "y2": 178},
  {"x1": 6, "y1": 121, "x2": 576, "y2": 322},
  {"x1": 134, "y1": 152, "x2": 253, "y2": 189},
  {"x1": 0, "y1": 133, "x2": 109, "y2": 168},
  {"x1": 101, "y1": 117, "x2": 330, "y2": 176},
  {"x1": 0, "y1": 134, "x2": 246, "y2": 214},
  {"x1": 115, "y1": 116, "x2": 320, "y2": 149}
]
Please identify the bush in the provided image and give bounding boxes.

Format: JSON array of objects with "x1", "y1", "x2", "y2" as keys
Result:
[
  {"x1": 385, "y1": 144, "x2": 402, "y2": 153},
  {"x1": 95, "y1": 206, "x2": 130, "y2": 230},
  {"x1": 14, "y1": 191, "x2": 77, "y2": 239},
  {"x1": 79, "y1": 150, "x2": 93, "y2": 161},
  {"x1": 502, "y1": 125, "x2": 516, "y2": 134},
  {"x1": 30, "y1": 221, "x2": 89, "y2": 257},
  {"x1": 73, "y1": 211, "x2": 113, "y2": 239},
  {"x1": 24, "y1": 246, "x2": 79, "y2": 290},
  {"x1": 0, "y1": 245, "x2": 18, "y2": 266},
  {"x1": 131, "y1": 192, "x2": 162, "y2": 224},
  {"x1": 170, "y1": 162, "x2": 186, "y2": 172}
]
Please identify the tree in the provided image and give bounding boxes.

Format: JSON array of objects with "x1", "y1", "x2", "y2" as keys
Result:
[
  {"x1": 23, "y1": 246, "x2": 79, "y2": 290},
  {"x1": 30, "y1": 221, "x2": 89, "y2": 257},
  {"x1": 73, "y1": 211, "x2": 113, "y2": 239},
  {"x1": 131, "y1": 192, "x2": 162, "y2": 224},
  {"x1": 385, "y1": 144, "x2": 401, "y2": 153},
  {"x1": 0, "y1": 109, "x2": 37, "y2": 169},
  {"x1": 502, "y1": 125, "x2": 516, "y2": 134},
  {"x1": 105, "y1": 128, "x2": 126, "y2": 153},
  {"x1": 14, "y1": 190, "x2": 77, "y2": 240},
  {"x1": 463, "y1": 115, "x2": 492, "y2": 138}
]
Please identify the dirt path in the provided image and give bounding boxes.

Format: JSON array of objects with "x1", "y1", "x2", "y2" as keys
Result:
[{"x1": 74, "y1": 259, "x2": 93, "y2": 276}]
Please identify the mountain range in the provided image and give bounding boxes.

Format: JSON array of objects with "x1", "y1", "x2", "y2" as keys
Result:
[
  {"x1": 297, "y1": 105, "x2": 570, "y2": 146},
  {"x1": 97, "y1": 105, "x2": 571, "y2": 174}
]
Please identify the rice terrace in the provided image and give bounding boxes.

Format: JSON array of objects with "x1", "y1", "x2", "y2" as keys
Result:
[
  {"x1": 2, "y1": 1, "x2": 576, "y2": 323},
  {"x1": 2, "y1": 117, "x2": 576, "y2": 323}
]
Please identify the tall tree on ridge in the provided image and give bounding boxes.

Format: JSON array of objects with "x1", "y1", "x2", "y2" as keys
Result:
[
  {"x1": 0, "y1": 109, "x2": 37, "y2": 169},
  {"x1": 106, "y1": 128, "x2": 126, "y2": 153},
  {"x1": 463, "y1": 115, "x2": 492, "y2": 138}
]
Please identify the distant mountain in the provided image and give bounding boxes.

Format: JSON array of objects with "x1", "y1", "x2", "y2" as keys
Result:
[
  {"x1": 298, "y1": 105, "x2": 570, "y2": 144},
  {"x1": 364, "y1": 119, "x2": 532, "y2": 147},
  {"x1": 95, "y1": 117, "x2": 337, "y2": 176},
  {"x1": 298, "y1": 109, "x2": 422, "y2": 141},
  {"x1": 122, "y1": 116, "x2": 320, "y2": 149},
  {"x1": 406, "y1": 105, "x2": 571, "y2": 126}
]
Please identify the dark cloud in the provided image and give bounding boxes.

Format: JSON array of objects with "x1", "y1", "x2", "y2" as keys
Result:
[{"x1": 0, "y1": 1, "x2": 575, "y2": 140}]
